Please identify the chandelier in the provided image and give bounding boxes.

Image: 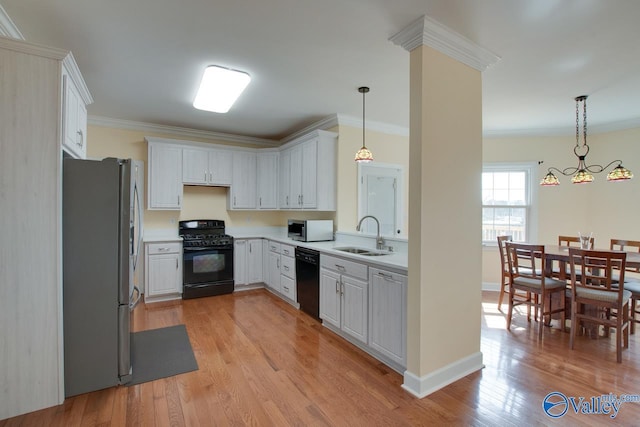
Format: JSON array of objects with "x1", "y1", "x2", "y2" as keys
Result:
[
  {"x1": 354, "y1": 86, "x2": 373, "y2": 162},
  {"x1": 540, "y1": 95, "x2": 633, "y2": 186}
]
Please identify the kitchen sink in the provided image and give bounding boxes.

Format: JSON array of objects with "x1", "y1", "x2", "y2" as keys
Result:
[{"x1": 333, "y1": 247, "x2": 391, "y2": 256}]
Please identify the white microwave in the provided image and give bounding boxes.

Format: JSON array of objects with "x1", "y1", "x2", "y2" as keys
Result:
[{"x1": 287, "y1": 219, "x2": 334, "y2": 242}]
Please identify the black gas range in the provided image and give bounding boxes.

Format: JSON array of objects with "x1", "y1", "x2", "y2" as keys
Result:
[{"x1": 179, "y1": 220, "x2": 234, "y2": 299}]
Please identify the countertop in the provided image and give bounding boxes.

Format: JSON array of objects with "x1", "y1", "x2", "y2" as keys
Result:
[{"x1": 232, "y1": 231, "x2": 408, "y2": 273}]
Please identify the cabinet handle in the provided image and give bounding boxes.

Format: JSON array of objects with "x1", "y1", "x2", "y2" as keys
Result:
[
  {"x1": 204, "y1": 170, "x2": 207, "y2": 181},
  {"x1": 234, "y1": 196, "x2": 236, "y2": 206},
  {"x1": 378, "y1": 272, "x2": 393, "y2": 280},
  {"x1": 283, "y1": 265, "x2": 289, "y2": 271},
  {"x1": 259, "y1": 197, "x2": 262, "y2": 207},
  {"x1": 283, "y1": 249, "x2": 290, "y2": 255},
  {"x1": 77, "y1": 129, "x2": 84, "y2": 147},
  {"x1": 158, "y1": 247, "x2": 171, "y2": 252},
  {"x1": 277, "y1": 258, "x2": 280, "y2": 268},
  {"x1": 335, "y1": 280, "x2": 340, "y2": 294},
  {"x1": 340, "y1": 282, "x2": 344, "y2": 296},
  {"x1": 283, "y1": 285, "x2": 289, "y2": 292},
  {"x1": 335, "y1": 264, "x2": 345, "y2": 271},
  {"x1": 176, "y1": 258, "x2": 178, "y2": 269},
  {"x1": 249, "y1": 242, "x2": 252, "y2": 253},
  {"x1": 286, "y1": 195, "x2": 289, "y2": 205},
  {"x1": 301, "y1": 195, "x2": 303, "y2": 205},
  {"x1": 178, "y1": 195, "x2": 181, "y2": 205}
]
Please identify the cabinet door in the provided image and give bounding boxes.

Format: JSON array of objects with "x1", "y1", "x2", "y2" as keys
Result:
[
  {"x1": 341, "y1": 275, "x2": 368, "y2": 344},
  {"x1": 148, "y1": 144, "x2": 183, "y2": 209},
  {"x1": 209, "y1": 150, "x2": 232, "y2": 186},
  {"x1": 234, "y1": 240, "x2": 247, "y2": 285},
  {"x1": 147, "y1": 253, "x2": 181, "y2": 296},
  {"x1": 289, "y1": 145, "x2": 303, "y2": 208},
  {"x1": 268, "y1": 251, "x2": 281, "y2": 292},
  {"x1": 300, "y1": 139, "x2": 317, "y2": 208},
  {"x1": 280, "y1": 274, "x2": 295, "y2": 301},
  {"x1": 247, "y1": 239, "x2": 263, "y2": 284},
  {"x1": 279, "y1": 149, "x2": 292, "y2": 208},
  {"x1": 182, "y1": 148, "x2": 209, "y2": 185},
  {"x1": 230, "y1": 152, "x2": 257, "y2": 209},
  {"x1": 369, "y1": 269, "x2": 407, "y2": 366},
  {"x1": 63, "y1": 74, "x2": 86, "y2": 159},
  {"x1": 256, "y1": 152, "x2": 279, "y2": 209},
  {"x1": 319, "y1": 268, "x2": 341, "y2": 328}
]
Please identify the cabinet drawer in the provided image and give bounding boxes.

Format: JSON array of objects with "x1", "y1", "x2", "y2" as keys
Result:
[
  {"x1": 280, "y1": 275, "x2": 296, "y2": 300},
  {"x1": 280, "y1": 244, "x2": 295, "y2": 258},
  {"x1": 281, "y1": 255, "x2": 295, "y2": 279},
  {"x1": 147, "y1": 242, "x2": 181, "y2": 255},
  {"x1": 268, "y1": 241, "x2": 281, "y2": 254},
  {"x1": 320, "y1": 254, "x2": 368, "y2": 281}
]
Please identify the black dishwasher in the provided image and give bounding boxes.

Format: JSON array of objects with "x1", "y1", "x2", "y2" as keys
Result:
[{"x1": 295, "y1": 247, "x2": 320, "y2": 320}]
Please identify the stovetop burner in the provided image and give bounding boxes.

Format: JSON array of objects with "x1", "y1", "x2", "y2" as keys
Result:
[{"x1": 179, "y1": 219, "x2": 233, "y2": 248}]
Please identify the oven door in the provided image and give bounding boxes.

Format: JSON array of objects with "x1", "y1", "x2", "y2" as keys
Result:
[{"x1": 183, "y1": 245, "x2": 234, "y2": 285}]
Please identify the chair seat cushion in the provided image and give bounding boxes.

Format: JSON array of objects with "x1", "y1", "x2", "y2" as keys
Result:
[
  {"x1": 576, "y1": 287, "x2": 632, "y2": 304},
  {"x1": 513, "y1": 276, "x2": 566, "y2": 290}
]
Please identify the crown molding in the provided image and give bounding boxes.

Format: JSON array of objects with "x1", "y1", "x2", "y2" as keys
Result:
[
  {"x1": 280, "y1": 115, "x2": 340, "y2": 143},
  {"x1": 389, "y1": 15, "x2": 500, "y2": 72},
  {"x1": 88, "y1": 116, "x2": 281, "y2": 147},
  {"x1": 0, "y1": 4, "x2": 24, "y2": 40},
  {"x1": 336, "y1": 114, "x2": 410, "y2": 137},
  {"x1": 63, "y1": 52, "x2": 93, "y2": 105}
]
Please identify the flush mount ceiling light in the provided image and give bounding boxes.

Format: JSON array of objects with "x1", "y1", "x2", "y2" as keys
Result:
[
  {"x1": 193, "y1": 65, "x2": 251, "y2": 113},
  {"x1": 540, "y1": 95, "x2": 633, "y2": 186},
  {"x1": 355, "y1": 86, "x2": 373, "y2": 162}
]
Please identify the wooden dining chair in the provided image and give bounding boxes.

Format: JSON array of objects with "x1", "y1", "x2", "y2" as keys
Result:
[
  {"x1": 610, "y1": 239, "x2": 640, "y2": 334},
  {"x1": 505, "y1": 242, "x2": 566, "y2": 340},
  {"x1": 568, "y1": 248, "x2": 631, "y2": 363},
  {"x1": 497, "y1": 235, "x2": 512, "y2": 311},
  {"x1": 552, "y1": 235, "x2": 596, "y2": 280}
]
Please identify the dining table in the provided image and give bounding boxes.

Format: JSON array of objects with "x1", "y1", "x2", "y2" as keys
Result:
[{"x1": 544, "y1": 244, "x2": 640, "y2": 281}]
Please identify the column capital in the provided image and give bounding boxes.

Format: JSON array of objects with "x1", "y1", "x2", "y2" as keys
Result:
[{"x1": 389, "y1": 15, "x2": 500, "y2": 72}]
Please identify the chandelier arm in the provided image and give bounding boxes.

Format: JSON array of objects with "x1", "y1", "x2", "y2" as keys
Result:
[{"x1": 548, "y1": 166, "x2": 578, "y2": 177}]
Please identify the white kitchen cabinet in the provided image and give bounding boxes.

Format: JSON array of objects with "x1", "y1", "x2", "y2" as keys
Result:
[
  {"x1": 147, "y1": 142, "x2": 183, "y2": 210},
  {"x1": 145, "y1": 241, "x2": 182, "y2": 302},
  {"x1": 183, "y1": 147, "x2": 232, "y2": 186},
  {"x1": 278, "y1": 130, "x2": 336, "y2": 210},
  {"x1": 256, "y1": 151, "x2": 279, "y2": 209},
  {"x1": 234, "y1": 238, "x2": 263, "y2": 286},
  {"x1": 229, "y1": 151, "x2": 257, "y2": 209},
  {"x1": 279, "y1": 244, "x2": 296, "y2": 301},
  {"x1": 319, "y1": 254, "x2": 368, "y2": 344},
  {"x1": 62, "y1": 68, "x2": 88, "y2": 159},
  {"x1": 369, "y1": 268, "x2": 407, "y2": 367},
  {"x1": 267, "y1": 250, "x2": 281, "y2": 292}
]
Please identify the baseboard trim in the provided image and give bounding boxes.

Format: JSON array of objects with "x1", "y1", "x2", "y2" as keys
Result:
[
  {"x1": 402, "y1": 352, "x2": 484, "y2": 398},
  {"x1": 482, "y1": 282, "x2": 501, "y2": 292}
]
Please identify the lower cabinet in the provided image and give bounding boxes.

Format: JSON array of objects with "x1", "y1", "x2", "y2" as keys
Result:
[
  {"x1": 266, "y1": 241, "x2": 281, "y2": 292},
  {"x1": 145, "y1": 241, "x2": 182, "y2": 302},
  {"x1": 369, "y1": 268, "x2": 407, "y2": 368},
  {"x1": 279, "y1": 244, "x2": 296, "y2": 302},
  {"x1": 320, "y1": 254, "x2": 368, "y2": 345},
  {"x1": 234, "y1": 239, "x2": 263, "y2": 287}
]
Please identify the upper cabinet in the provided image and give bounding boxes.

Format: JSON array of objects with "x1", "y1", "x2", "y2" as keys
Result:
[
  {"x1": 62, "y1": 67, "x2": 89, "y2": 159},
  {"x1": 279, "y1": 130, "x2": 336, "y2": 211},
  {"x1": 228, "y1": 151, "x2": 257, "y2": 209},
  {"x1": 147, "y1": 142, "x2": 183, "y2": 210},
  {"x1": 146, "y1": 129, "x2": 337, "y2": 212},
  {"x1": 182, "y1": 147, "x2": 232, "y2": 186},
  {"x1": 256, "y1": 151, "x2": 279, "y2": 209}
]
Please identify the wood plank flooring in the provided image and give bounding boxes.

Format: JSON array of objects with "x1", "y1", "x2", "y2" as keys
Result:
[{"x1": 3, "y1": 290, "x2": 640, "y2": 426}]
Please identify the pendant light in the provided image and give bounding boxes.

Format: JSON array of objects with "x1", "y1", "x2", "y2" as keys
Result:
[
  {"x1": 540, "y1": 95, "x2": 633, "y2": 186},
  {"x1": 355, "y1": 86, "x2": 373, "y2": 162}
]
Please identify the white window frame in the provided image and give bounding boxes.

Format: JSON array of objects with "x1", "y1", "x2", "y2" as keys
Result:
[{"x1": 482, "y1": 162, "x2": 538, "y2": 245}]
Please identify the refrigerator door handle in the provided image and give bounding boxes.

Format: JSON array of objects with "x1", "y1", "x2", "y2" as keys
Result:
[{"x1": 129, "y1": 285, "x2": 141, "y2": 309}]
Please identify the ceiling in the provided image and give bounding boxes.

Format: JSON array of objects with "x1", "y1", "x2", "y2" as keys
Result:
[{"x1": 3, "y1": 0, "x2": 640, "y2": 143}]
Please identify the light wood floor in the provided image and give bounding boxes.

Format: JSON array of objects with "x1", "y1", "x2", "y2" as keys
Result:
[{"x1": 3, "y1": 290, "x2": 640, "y2": 426}]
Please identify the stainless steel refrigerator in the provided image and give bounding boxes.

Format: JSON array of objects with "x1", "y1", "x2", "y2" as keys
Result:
[{"x1": 63, "y1": 157, "x2": 144, "y2": 397}]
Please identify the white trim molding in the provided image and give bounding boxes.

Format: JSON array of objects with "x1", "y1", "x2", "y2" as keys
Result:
[
  {"x1": 402, "y1": 352, "x2": 484, "y2": 399},
  {"x1": 0, "y1": 4, "x2": 24, "y2": 40},
  {"x1": 389, "y1": 15, "x2": 500, "y2": 72}
]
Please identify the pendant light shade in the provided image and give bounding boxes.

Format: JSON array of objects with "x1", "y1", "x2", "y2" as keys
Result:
[
  {"x1": 540, "y1": 95, "x2": 633, "y2": 186},
  {"x1": 355, "y1": 86, "x2": 373, "y2": 162}
]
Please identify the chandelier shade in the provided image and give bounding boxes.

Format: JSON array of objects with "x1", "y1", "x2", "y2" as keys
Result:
[{"x1": 540, "y1": 95, "x2": 633, "y2": 186}]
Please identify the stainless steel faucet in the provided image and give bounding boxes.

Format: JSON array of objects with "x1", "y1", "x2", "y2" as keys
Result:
[{"x1": 356, "y1": 215, "x2": 385, "y2": 250}]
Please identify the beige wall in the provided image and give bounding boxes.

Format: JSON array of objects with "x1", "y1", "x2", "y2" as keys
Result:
[
  {"x1": 335, "y1": 124, "x2": 410, "y2": 233},
  {"x1": 482, "y1": 127, "x2": 640, "y2": 284}
]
